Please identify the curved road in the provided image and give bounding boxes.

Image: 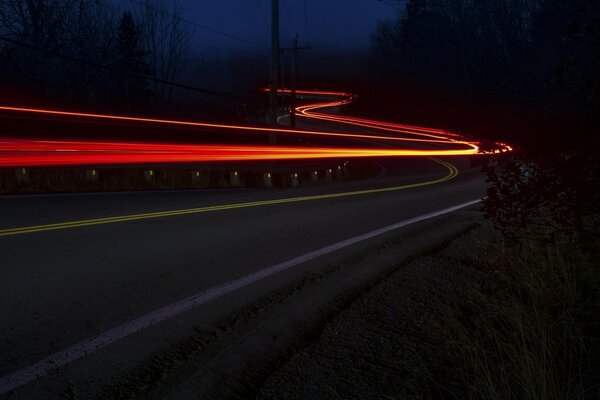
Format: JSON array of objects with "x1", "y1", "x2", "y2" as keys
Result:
[{"x1": 0, "y1": 91, "x2": 492, "y2": 398}]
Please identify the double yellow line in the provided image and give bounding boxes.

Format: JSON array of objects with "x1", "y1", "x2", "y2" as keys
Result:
[{"x1": 0, "y1": 159, "x2": 458, "y2": 237}]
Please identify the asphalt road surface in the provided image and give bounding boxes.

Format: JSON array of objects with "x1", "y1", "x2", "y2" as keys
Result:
[{"x1": 0, "y1": 155, "x2": 487, "y2": 398}]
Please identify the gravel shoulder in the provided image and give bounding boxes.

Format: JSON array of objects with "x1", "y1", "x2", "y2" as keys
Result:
[
  {"x1": 254, "y1": 221, "x2": 489, "y2": 400},
  {"x1": 156, "y1": 210, "x2": 486, "y2": 400}
]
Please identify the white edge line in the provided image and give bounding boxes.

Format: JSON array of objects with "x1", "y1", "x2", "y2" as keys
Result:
[{"x1": 0, "y1": 199, "x2": 481, "y2": 394}]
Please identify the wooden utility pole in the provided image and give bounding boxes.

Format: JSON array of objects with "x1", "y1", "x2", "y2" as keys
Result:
[
  {"x1": 290, "y1": 35, "x2": 298, "y2": 129},
  {"x1": 269, "y1": 2, "x2": 309, "y2": 132},
  {"x1": 287, "y1": 35, "x2": 310, "y2": 129},
  {"x1": 269, "y1": 0, "x2": 280, "y2": 141}
]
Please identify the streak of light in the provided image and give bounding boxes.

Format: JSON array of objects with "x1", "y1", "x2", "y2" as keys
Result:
[
  {"x1": 0, "y1": 106, "x2": 471, "y2": 146},
  {"x1": 0, "y1": 139, "x2": 477, "y2": 167},
  {"x1": 0, "y1": 87, "x2": 511, "y2": 168}
]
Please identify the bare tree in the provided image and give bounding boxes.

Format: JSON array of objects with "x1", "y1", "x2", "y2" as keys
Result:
[
  {"x1": 135, "y1": 0, "x2": 192, "y2": 100},
  {"x1": 0, "y1": 0, "x2": 75, "y2": 45},
  {"x1": 63, "y1": 0, "x2": 117, "y2": 103},
  {"x1": 0, "y1": 0, "x2": 77, "y2": 92},
  {"x1": 0, "y1": 0, "x2": 116, "y2": 103},
  {"x1": 0, "y1": 0, "x2": 193, "y2": 110}
]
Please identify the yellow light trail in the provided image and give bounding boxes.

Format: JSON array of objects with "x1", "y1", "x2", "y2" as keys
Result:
[{"x1": 0, "y1": 87, "x2": 499, "y2": 167}]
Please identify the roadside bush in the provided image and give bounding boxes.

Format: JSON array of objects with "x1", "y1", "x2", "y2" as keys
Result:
[
  {"x1": 449, "y1": 151, "x2": 600, "y2": 399},
  {"x1": 483, "y1": 152, "x2": 600, "y2": 251}
]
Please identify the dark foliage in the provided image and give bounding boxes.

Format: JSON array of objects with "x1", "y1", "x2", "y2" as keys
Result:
[
  {"x1": 370, "y1": 0, "x2": 600, "y2": 247},
  {"x1": 0, "y1": 1, "x2": 204, "y2": 118},
  {"x1": 369, "y1": 6, "x2": 600, "y2": 396},
  {"x1": 483, "y1": 152, "x2": 600, "y2": 250},
  {"x1": 369, "y1": 0, "x2": 600, "y2": 150},
  {"x1": 114, "y1": 11, "x2": 152, "y2": 109}
]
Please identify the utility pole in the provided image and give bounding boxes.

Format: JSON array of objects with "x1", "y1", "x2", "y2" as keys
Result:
[
  {"x1": 287, "y1": 35, "x2": 310, "y2": 129},
  {"x1": 290, "y1": 35, "x2": 298, "y2": 129},
  {"x1": 268, "y1": 1, "x2": 309, "y2": 132},
  {"x1": 269, "y1": 0, "x2": 280, "y2": 143}
]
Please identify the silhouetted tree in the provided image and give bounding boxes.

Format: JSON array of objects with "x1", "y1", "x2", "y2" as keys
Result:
[
  {"x1": 548, "y1": 0, "x2": 600, "y2": 136},
  {"x1": 0, "y1": 0, "x2": 78, "y2": 94},
  {"x1": 115, "y1": 11, "x2": 152, "y2": 110},
  {"x1": 370, "y1": 0, "x2": 599, "y2": 149},
  {"x1": 371, "y1": 0, "x2": 600, "y2": 244},
  {"x1": 136, "y1": 0, "x2": 192, "y2": 100},
  {"x1": 0, "y1": 0, "x2": 116, "y2": 105}
]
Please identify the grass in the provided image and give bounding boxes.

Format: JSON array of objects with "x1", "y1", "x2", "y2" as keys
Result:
[{"x1": 440, "y1": 228, "x2": 599, "y2": 399}]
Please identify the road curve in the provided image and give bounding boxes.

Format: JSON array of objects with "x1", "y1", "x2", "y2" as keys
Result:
[
  {"x1": 0, "y1": 90, "x2": 493, "y2": 398},
  {"x1": 0, "y1": 89, "x2": 497, "y2": 168},
  {"x1": 0, "y1": 155, "x2": 487, "y2": 397}
]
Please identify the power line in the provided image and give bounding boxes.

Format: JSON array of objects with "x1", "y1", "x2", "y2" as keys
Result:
[
  {"x1": 256, "y1": 0, "x2": 269, "y2": 32},
  {"x1": 282, "y1": 0, "x2": 298, "y2": 36},
  {"x1": 302, "y1": 0, "x2": 311, "y2": 44},
  {"x1": 0, "y1": 35, "x2": 248, "y2": 101},
  {"x1": 127, "y1": 0, "x2": 269, "y2": 49},
  {"x1": 0, "y1": 69, "x2": 236, "y2": 113},
  {"x1": 377, "y1": 0, "x2": 404, "y2": 11}
]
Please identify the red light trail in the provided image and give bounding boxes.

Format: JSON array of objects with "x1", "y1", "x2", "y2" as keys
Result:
[
  {"x1": 0, "y1": 139, "x2": 479, "y2": 167},
  {"x1": 0, "y1": 89, "x2": 507, "y2": 167}
]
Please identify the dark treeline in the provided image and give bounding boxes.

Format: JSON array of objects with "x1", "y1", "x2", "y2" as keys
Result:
[
  {"x1": 367, "y1": 0, "x2": 600, "y2": 151},
  {"x1": 366, "y1": 0, "x2": 599, "y2": 253},
  {"x1": 0, "y1": 0, "x2": 257, "y2": 120},
  {"x1": 0, "y1": 1, "x2": 371, "y2": 125},
  {"x1": 368, "y1": 5, "x2": 599, "y2": 395}
]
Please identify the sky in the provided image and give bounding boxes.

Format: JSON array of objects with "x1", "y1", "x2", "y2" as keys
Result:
[{"x1": 179, "y1": 0, "x2": 396, "y2": 53}]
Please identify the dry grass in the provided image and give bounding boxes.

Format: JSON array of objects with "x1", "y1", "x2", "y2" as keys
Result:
[{"x1": 441, "y1": 230, "x2": 598, "y2": 400}]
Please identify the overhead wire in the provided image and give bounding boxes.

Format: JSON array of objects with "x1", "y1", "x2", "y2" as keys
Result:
[
  {"x1": 255, "y1": 0, "x2": 270, "y2": 32},
  {"x1": 127, "y1": 0, "x2": 269, "y2": 49},
  {"x1": 0, "y1": 36, "x2": 247, "y2": 100},
  {"x1": 302, "y1": 0, "x2": 311, "y2": 43},
  {"x1": 282, "y1": 0, "x2": 298, "y2": 37},
  {"x1": 377, "y1": 0, "x2": 403, "y2": 10}
]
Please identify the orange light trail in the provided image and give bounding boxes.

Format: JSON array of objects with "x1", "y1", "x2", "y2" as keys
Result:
[
  {"x1": 0, "y1": 139, "x2": 479, "y2": 167},
  {"x1": 0, "y1": 88, "x2": 506, "y2": 167},
  {"x1": 0, "y1": 105, "x2": 461, "y2": 145}
]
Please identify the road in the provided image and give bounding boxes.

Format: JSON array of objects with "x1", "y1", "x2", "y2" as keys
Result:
[
  {"x1": 0, "y1": 154, "x2": 486, "y2": 398},
  {"x1": 0, "y1": 89, "x2": 496, "y2": 397}
]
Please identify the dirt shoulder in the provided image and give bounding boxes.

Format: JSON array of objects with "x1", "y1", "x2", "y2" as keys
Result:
[
  {"x1": 255, "y1": 224, "x2": 489, "y2": 400},
  {"x1": 90, "y1": 205, "x2": 597, "y2": 400},
  {"x1": 147, "y1": 211, "x2": 485, "y2": 400}
]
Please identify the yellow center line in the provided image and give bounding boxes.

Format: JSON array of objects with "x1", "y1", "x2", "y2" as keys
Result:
[{"x1": 0, "y1": 158, "x2": 458, "y2": 237}]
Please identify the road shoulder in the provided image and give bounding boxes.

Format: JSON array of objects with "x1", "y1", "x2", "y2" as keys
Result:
[
  {"x1": 256, "y1": 223, "x2": 488, "y2": 400},
  {"x1": 161, "y1": 210, "x2": 484, "y2": 399}
]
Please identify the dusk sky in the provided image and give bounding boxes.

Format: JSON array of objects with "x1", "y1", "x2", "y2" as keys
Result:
[{"x1": 179, "y1": 0, "x2": 396, "y2": 52}]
